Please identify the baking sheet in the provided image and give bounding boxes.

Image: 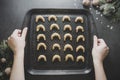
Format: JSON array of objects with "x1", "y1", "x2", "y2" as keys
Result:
[{"x1": 23, "y1": 9, "x2": 97, "y2": 75}]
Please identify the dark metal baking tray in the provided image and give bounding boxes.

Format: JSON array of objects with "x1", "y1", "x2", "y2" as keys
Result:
[{"x1": 23, "y1": 9, "x2": 97, "y2": 75}]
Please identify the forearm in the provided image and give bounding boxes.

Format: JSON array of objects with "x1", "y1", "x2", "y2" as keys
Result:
[
  {"x1": 93, "y1": 60, "x2": 107, "y2": 80},
  {"x1": 10, "y1": 50, "x2": 25, "y2": 80}
]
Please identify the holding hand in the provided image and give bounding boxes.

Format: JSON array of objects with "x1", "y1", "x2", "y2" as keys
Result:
[
  {"x1": 7, "y1": 27, "x2": 28, "y2": 55},
  {"x1": 8, "y1": 27, "x2": 27, "y2": 80},
  {"x1": 92, "y1": 35, "x2": 109, "y2": 63}
]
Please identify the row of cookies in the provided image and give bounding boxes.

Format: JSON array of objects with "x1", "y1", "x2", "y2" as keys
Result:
[
  {"x1": 37, "y1": 33, "x2": 85, "y2": 42},
  {"x1": 37, "y1": 43, "x2": 85, "y2": 53},
  {"x1": 37, "y1": 54, "x2": 85, "y2": 63},
  {"x1": 35, "y1": 15, "x2": 84, "y2": 23},
  {"x1": 36, "y1": 24, "x2": 84, "y2": 32}
]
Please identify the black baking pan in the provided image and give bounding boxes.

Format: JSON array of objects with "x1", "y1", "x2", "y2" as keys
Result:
[{"x1": 23, "y1": 9, "x2": 97, "y2": 75}]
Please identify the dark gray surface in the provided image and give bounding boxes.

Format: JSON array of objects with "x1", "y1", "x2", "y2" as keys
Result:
[{"x1": 0, "y1": 0, "x2": 120, "y2": 80}]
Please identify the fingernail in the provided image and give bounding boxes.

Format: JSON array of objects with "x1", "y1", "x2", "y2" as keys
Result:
[
  {"x1": 94, "y1": 35, "x2": 97, "y2": 38},
  {"x1": 24, "y1": 27, "x2": 28, "y2": 30}
]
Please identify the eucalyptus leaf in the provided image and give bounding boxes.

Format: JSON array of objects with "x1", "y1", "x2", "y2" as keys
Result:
[
  {"x1": 98, "y1": 0, "x2": 120, "y2": 22},
  {"x1": 100, "y1": 3, "x2": 115, "y2": 16},
  {"x1": 99, "y1": 0, "x2": 106, "y2": 5},
  {"x1": 0, "y1": 40, "x2": 13, "y2": 80}
]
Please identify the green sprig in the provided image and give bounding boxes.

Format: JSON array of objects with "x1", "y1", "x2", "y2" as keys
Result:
[{"x1": 0, "y1": 40, "x2": 13, "y2": 80}]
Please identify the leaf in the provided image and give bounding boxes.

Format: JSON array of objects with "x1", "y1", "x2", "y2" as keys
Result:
[{"x1": 0, "y1": 40, "x2": 13, "y2": 80}]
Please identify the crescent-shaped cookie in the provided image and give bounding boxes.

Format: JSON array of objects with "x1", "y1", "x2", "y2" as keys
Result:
[
  {"x1": 37, "y1": 43, "x2": 47, "y2": 51},
  {"x1": 37, "y1": 34, "x2": 46, "y2": 41},
  {"x1": 38, "y1": 55, "x2": 47, "y2": 62},
  {"x1": 76, "y1": 45, "x2": 85, "y2": 53},
  {"x1": 36, "y1": 15, "x2": 45, "y2": 22},
  {"x1": 75, "y1": 16, "x2": 84, "y2": 23},
  {"x1": 76, "y1": 26, "x2": 84, "y2": 32},
  {"x1": 52, "y1": 43, "x2": 61, "y2": 50},
  {"x1": 64, "y1": 44, "x2": 73, "y2": 51},
  {"x1": 64, "y1": 33, "x2": 72, "y2": 41},
  {"x1": 36, "y1": 24, "x2": 45, "y2": 32},
  {"x1": 76, "y1": 35, "x2": 85, "y2": 42},
  {"x1": 63, "y1": 25, "x2": 72, "y2": 31},
  {"x1": 76, "y1": 55, "x2": 85, "y2": 62},
  {"x1": 51, "y1": 33, "x2": 61, "y2": 40},
  {"x1": 62, "y1": 15, "x2": 71, "y2": 22},
  {"x1": 48, "y1": 15, "x2": 57, "y2": 21},
  {"x1": 52, "y1": 55, "x2": 61, "y2": 62},
  {"x1": 50, "y1": 23, "x2": 60, "y2": 30},
  {"x1": 65, "y1": 54, "x2": 74, "y2": 61}
]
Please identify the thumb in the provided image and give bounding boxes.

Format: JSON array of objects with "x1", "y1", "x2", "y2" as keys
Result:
[
  {"x1": 93, "y1": 35, "x2": 98, "y2": 47},
  {"x1": 22, "y1": 27, "x2": 28, "y2": 39}
]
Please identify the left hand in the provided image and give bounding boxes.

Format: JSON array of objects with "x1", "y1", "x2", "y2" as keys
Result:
[{"x1": 7, "y1": 27, "x2": 28, "y2": 55}]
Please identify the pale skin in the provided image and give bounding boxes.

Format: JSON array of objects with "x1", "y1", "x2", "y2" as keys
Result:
[
  {"x1": 92, "y1": 35, "x2": 109, "y2": 80},
  {"x1": 8, "y1": 27, "x2": 28, "y2": 80},
  {"x1": 7, "y1": 28, "x2": 109, "y2": 80}
]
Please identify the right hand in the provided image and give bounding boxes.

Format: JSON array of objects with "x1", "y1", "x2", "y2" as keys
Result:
[{"x1": 92, "y1": 35, "x2": 109, "y2": 63}]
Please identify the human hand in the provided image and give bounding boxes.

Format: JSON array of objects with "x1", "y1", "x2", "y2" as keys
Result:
[
  {"x1": 7, "y1": 27, "x2": 28, "y2": 55},
  {"x1": 92, "y1": 35, "x2": 109, "y2": 64}
]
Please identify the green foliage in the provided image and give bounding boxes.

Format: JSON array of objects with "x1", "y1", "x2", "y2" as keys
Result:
[
  {"x1": 111, "y1": 8, "x2": 120, "y2": 23},
  {"x1": 99, "y1": 0, "x2": 106, "y2": 5},
  {"x1": 100, "y1": 3, "x2": 116, "y2": 16},
  {"x1": 99, "y1": 0, "x2": 120, "y2": 23},
  {"x1": 0, "y1": 40, "x2": 13, "y2": 80}
]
